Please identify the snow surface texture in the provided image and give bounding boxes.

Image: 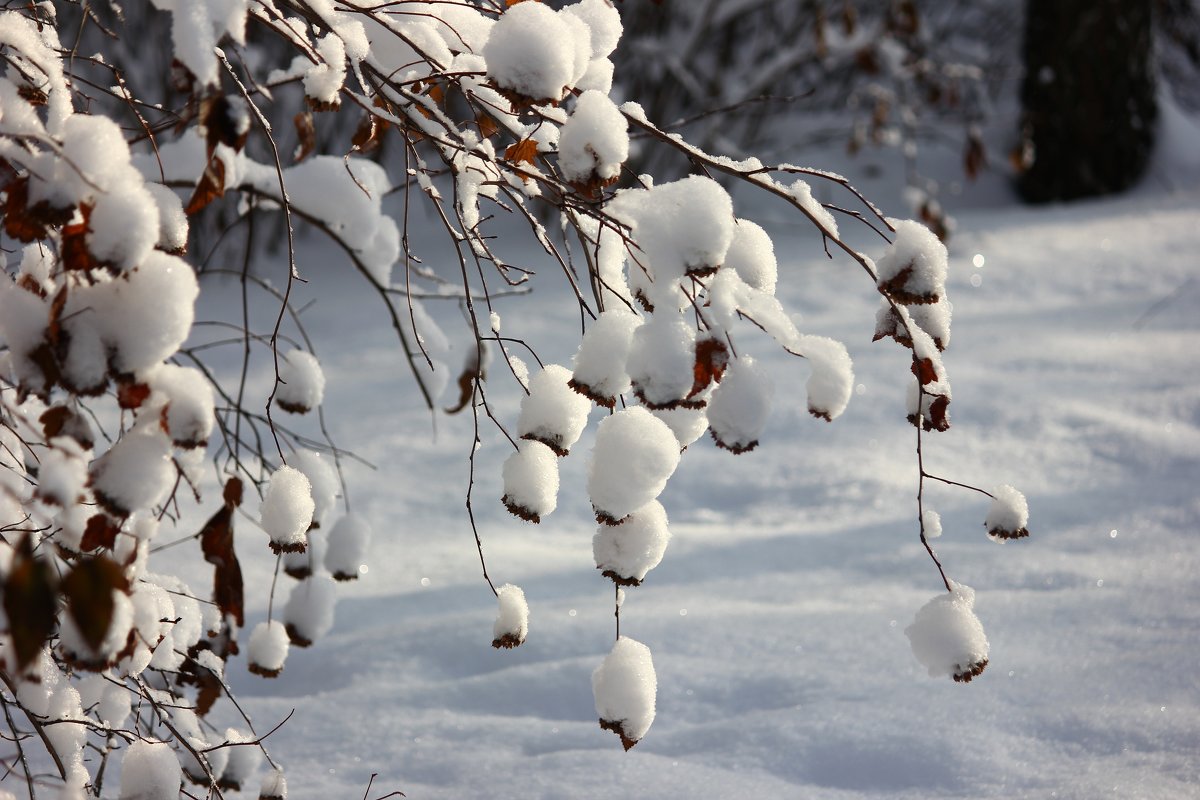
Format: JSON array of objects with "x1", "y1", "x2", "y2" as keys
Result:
[{"x1": 158, "y1": 129, "x2": 1199, "y2": 799}]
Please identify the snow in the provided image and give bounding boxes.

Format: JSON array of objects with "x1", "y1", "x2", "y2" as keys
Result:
[
  {"x1": 517, "y1": 364, "x2": 592, "y2": 455},
  {"x1": 706, "y1": 356, "x2": 773, "y2": 453},
  {"x1": 558, "y1": 90, "x2": 629, "y2": 184},
  {"x1": 563, "y1": 0, "x2": 623, "y2": 58},
  {"x1": 219, "y1": 728, "x2": 263, "y2": 790},
  {"x1": 796, "y1": 334, "x2": 854, "y2": 421},
  {"x1": 626, "y1": 313, "x2": 697, "y2": 409},
  {"x1": 482, "y1": 2, "x2": 581, "y2": 102},
  {"x1": 877, "y1": 218, "x2": 950, "y2": 305},
  {"x1": 89, "y1": 430, "x2": 174, "y2": 517},
  {"x1": 570, "y1": 309, "x2": 641, "y2": 407},
  {"x1": 904, "y1": 584, "x2": 990, "y2": 683},
  {"x1": 592, "y1": 499, "x2": 671, "y2": 585},
  {"x1": 592, "y1": 636, "x2": 657, "y2": 749},
  {"x1": 260, "y1": 466, "x2": 315, "y2": 554},
  {"x1": 260, "y1": 767, "x2": 288, "y2": 800},
  {"x1": 492, "y1": 583, "x2": 529, "y2": 648},
  {"x1": 324, "y1": 513, "x2": 371, "y2": 581},
  {"x1": 289, "y1": 449, "x2": 339, "y2": 529},
  {"x1": 149, "y1": 364, "x2": 215, "y2": 448},
  {"x1": 283, "y1": 573, "x2": 338, "y2": 646},
  {"x1": 725, "y1": 218, "x2": 778, "y2": 296},
  {"x1": 97, "y1": 251, "x2": 199, "y2": 375},
  {"x1": 247, "y1": 620, "x2": 290, "y2": 678},
  {"x1": 275, "y1": 349, "x2": 326, "y2": 414},
  {"x1": 119, "y1": 740, "x2": 181, "y2": 800},
  {"x1": 985, "y1": 484, "x2": 1030, "y2": 540},
  {"x1": 502, "y1": 440, "x2": 560, "y2": 523},
  {"x1": 587, "y1": 406, "x2": 681, "y2": 523},
  {"x1": 922, "y1": 508, "x2": 943, "y2": 540}
]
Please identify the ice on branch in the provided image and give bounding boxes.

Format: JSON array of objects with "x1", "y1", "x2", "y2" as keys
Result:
[
  {"x1": 518, "y1": 364, "x2": 592, "y2": 456},
  {"x1": 985, "y1": 485, "x2": 1030, "y2": 541},
  {"x1": 588, "y1": 407, "x2": 681, "y2": 524},
  {"x1": 502, "y1": 440, "x2": 560, "y2": 523},
  {"x1": 558, "y1": 90, "x2": 629, "y2": 190},
  {"x1": 483, "y1": 2, "x2": 586, "y2": 103},
  {"x1": 707, "y1": 356, "x2": 773, "y2": 453},
  {"x1": 593, "y1": 500, "x2": 671, "y2": 586},
  {"x1": 491, "y1": 583, "x2": 529, "y2": 649},
  {"x1": 726, "y1": 218, "x2": 779, "y2": 296},
  {"x1": 260, "y1": 466, "x2": 314, "y2": 554},
  {"x1": 797, "y1": 335, "x2": 854, "y2": 421},
  {"x1": 119, "y1": 740, "x2": 181, "y2": 800},
  {"x1": 275, "y1": 349, "x2": 326, "y2": 414},
  {"x1": 90, "y1": 430, "x2": 174, "y2": 517},
  {"x1": 570, "y1": 310, "x2": 642, "y2": 407},
  {"x1": 905, "y1": 584, "x2": 990, "y2": 683},
  {"x1": 593, "y1": 636, "x2": 657, "y2": 751},
  {"x1": 325, "y1": 514, "x2": 371, "y2": 581},
  {"x1": 284, "y1": 573, "x2": 337, "y2": 647},
  {"x1": 248, "y1": 620, "x2": 290, "y2": 678},
  {"x1": 876, "y1": 219, "x2": 949, "y2": 305},
  {"x1": 627, "y1": 314, "x2": 697, "y2": 410}
]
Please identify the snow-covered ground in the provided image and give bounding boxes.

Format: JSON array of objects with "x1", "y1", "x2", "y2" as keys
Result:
[{"x1": 173, "y1": 149, "x2": 1200, "y2": 798}]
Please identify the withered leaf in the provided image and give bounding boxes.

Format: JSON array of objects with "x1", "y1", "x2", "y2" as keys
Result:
[
  {"x1": 293, "y1": 110, "x2": 316, "y2": 163},
  {"x1": 351, "y1": 112, "x2": 383, "y2": 153},
  {"x1": 201, "y1": 479, "x2": 245, "y2": 627},
  {"x1": 964, "y1": 130, "x2": 986, "y2": 182},
  {"x1": 476, "y1": 112, "x2": 499, "y2": 140},
  {"x1": 2, "y1": 534, "x2": 58, "y2": 671},
  {"x1": 504, "y1": 138, "x2": 539, "y2": 166},
  {"x1": 178, "y1": 649, "x2": 224, "y2": 716},
  {"x1": 912, "y1": 356, "x2": 938, "y2": 386},
  {"x1": 117, "y1": 380, "x2": 152, "y2": 410},
  {"x1": 62, "y1": 555, "x2": 129, "y2": 653},
  {"x1": 40, "y1": 405, "x2": 95, "y2": 450},
  {"x1": 689, "y1": 337, "x2": 729, "y2": 399},
  {"x1": 201, "y1": 94, "x2": 249, "y2": 157},
  {"x1": 80, "y1": 513, "x2": 121, "y2": 552},
  {"x1": 185, "y1": 156, "x2": 227, "y2": 216}
]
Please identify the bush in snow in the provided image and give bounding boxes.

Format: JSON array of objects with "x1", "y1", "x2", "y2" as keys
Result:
[{"x1": 0, "y1": 0, "x2": 1031, "y2": 790}]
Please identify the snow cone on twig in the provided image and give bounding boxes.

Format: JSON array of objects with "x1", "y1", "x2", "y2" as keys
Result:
[
  {"x1": 985, "y1": 484, "x2": 1030, "y2": 541},
  {"x1": 593, "y1": 500, "x2": 670, "y2": 586},
  {"x1": 518, "y1": 364, "x2": 591, "y2": 455},
  {"x1": 905, "y1": 583, "x2": 989, "y2": 683},
  {"x1": 588, "y1": 407, "x2": 680, "y2": 525},
  {"x1": 491, "y1": 584, "x2": 529, "y2": 649},
  {"x1": 247, "y1": 620, "x2": 290, "y2": 678},
  {"x1": 502, "y1": 440, "x2": 560, "y2": 523},
  {"x1": 275, "y1": 349, "x2": 325, "y2": 414},
  {"x1": 593, "y1": 636, "x2": 657, "y2": 750}
]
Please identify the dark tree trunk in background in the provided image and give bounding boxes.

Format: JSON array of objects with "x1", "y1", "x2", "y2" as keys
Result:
[{"x1": 1017, "y1": 0, "x2": 1158, "y2": 202}]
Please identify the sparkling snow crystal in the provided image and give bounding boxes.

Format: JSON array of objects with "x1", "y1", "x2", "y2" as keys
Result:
[
  {"x1": 985, "y1": 484, "x2": 1030, "y2": 541},
  {"x1": 491, "y1": 583, "x2": 529, "y2": 649},
  {"x1": 593, "y1": 636, "x2": 657, "y2": 750},
  {"x1": 905, "y1": 584, "x2": 989, "y2": 683},
  {"x1": 260, "y1": 466, "x2": 314, "y2": 554},
  {"x1": 588, "y1": 407, "x2": 681, "y2": 524}
]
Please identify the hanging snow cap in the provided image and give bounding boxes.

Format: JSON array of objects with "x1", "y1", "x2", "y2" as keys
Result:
[
  {"x1": 517, "y1": 364, "x2": 592, "y2": 455},
  {"x1": 985, "y1": 485, "x2": 1030, "y2": 541},
  {"x1": 283, "y1": 573, "x2": 337, "y2": 647},
  {"x1": 588, "y1": 407, "x2": 681, "y2": 524},
  {"x1": 119, "y1": 740, "x2": 181, "y2": 800},
  {"x1": 626, "y1": 314, "x2": 697, "y2": 410},
  {"x1": 593, "y1": 499, "x2": 671, "y2": 586},
  {"x1": 149, "y1": 364, "x2": 215, "y2": 449},
  {"x1": 501, "y1": 440, "x2": 560, "y2": 523},
  {"x1": 275, "y1": 349, "x2": 326, "y2": 414},
  {"x1": 220, "y1": 728, "x2": 263, "y2": 791},
  {"x1": 247, "y1": 620, "x2": 290, "y2": 678},
  {"x1": 90, "y1": 429, "x2": 175, "y2": 518},
  {"x1": 593, "y1": 636, "x2": 657, "y2": 751},
  {"x1": 558, "y1": 90, "x2": 629, "y2": 193},
  {"x1": 289, "y1": 449, "x2": 338, "y2": 529},
  {"x1": 491, "y1": 583, "x2": 529, "y2": 649},
  {"x1": 904, "y1": 583, "x2": 989, "y2": 683},
  {"x1": 797, "y1": 334, "x2": 854, "y2": 421},
  {"x1": 570, "y1": 310, "x2": 642, "y2": 408},
  {"x1": 631, "y1": 176, "x2": 734, "y2": 304},
  {"x1": 260, "y1": 767, "x2": 288, "y2": 800},
  {"x1": 324, "y1": 513, "x2": 372, "y2": 581},
  {"x1": 260, "y1": 465, "x2": 314, "y2": 554},
  {"x1": 923, "y1": 508, "x2": 943, "y2": 539},
  {"x1": 725, "y1": 218, "x2": 778, "y2": 296},
  {"x1": 876, "y1": 218, "x2": 949, "y2": 305},
  {"x1": 483, "y1": 2, "x2": 585, "y2": 103},
  {"x1": 707, "y1": 356, "x2": 772, "y2": 454},
  {"x1": 562, "y1": 0, "x2": 624, "y2": 59}
]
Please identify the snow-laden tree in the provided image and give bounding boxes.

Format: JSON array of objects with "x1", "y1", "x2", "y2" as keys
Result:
[{"x1": 0, "y1": 0, "x2": 1030, "y2": 793}]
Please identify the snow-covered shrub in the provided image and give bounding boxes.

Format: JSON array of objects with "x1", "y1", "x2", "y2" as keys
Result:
[{"x1": 0, "y1": 0, "x2": 1029, "y2": 790}]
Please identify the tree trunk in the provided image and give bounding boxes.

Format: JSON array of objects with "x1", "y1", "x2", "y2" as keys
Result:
[{"x1": 1017, "y1": 0, "x2": 1158, "y2": 202}]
